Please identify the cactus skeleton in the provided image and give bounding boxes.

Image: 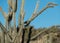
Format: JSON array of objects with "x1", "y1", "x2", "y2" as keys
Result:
[{"x1": 0, "y1": 0, "x2": 57, "y2": 43}]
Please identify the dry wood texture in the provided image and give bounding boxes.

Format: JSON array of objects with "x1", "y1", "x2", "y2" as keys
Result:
[{"x1": 0, "y1": 0, "x2": 57, "y2": 43}]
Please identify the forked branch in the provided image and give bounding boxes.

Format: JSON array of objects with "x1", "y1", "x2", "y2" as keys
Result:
[{"x1": 24, "y1": 2, "x2": 57, "y2": 26}]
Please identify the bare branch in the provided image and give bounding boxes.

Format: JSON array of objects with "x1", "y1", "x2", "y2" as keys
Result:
[
  {"x1": 27, "y1": 26, "x2": 33, "y2": 43},
  {"x1": 13, "y1": 0, "x2": 25, "y2": 42},
  {"x1": 18, "y1": 0, "x2": 25, "y2": 33},
  {"x1": 24, "y1": 2, "x2": 57, "y2": 26},
  {"x1": 30, "y1": 29, "x2": 48, "y2": 40},
  {"x1": 18, "y1": 0, "x2": 25, "y2": 42},
  {"x1": 8, "y1": 0, "x2": 17, "y2": 12},
  {"x1": 8, "y1": 0, "x2": 12, "y2": 9},
  {"x1": 13, "y1": 12, "x2": 17, "y2": 37},
  {"x1": 0, "y1": 7, "x2": 13, "y2": 30},
  {"x1": 21, "y1": 29, "x2": 26, "y2": 43},
  {"x1": 8, "y1": 0, "x2": 18, "y2": 36},
  {"x1": 0, "y1": 7, "x2": 7, "y2": 19},
  {"x1": 31, "y1": 25, "x2": 58, "y2": 40},
  {"x1": 33, "y1": 0, "x2": 40, "y2": 14},
  {"x1": 0, "y1": 22, "x2": 12, "y2": 41},
  {"x1": 12, "y1": 0, "x2": 18, "y2": 12}
]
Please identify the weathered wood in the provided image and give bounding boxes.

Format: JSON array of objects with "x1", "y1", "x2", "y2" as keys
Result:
[
  {"x1": 27, "y1": 26, "x2": 33, "y2": 43},
  {"x1": 24, "y1": 2, "x2": 57, "y2": 26},
  {"x1": 0, "y1": 22, "x2": 12, "y2": 41},
  {"x1": 0, "y1": 0, "x2": 58, "y2": 43}
]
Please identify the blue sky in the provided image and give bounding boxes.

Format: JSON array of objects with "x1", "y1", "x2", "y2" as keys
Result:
[{"x1": 0, "y1": 0, "x2": 60, "y2": 28}]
